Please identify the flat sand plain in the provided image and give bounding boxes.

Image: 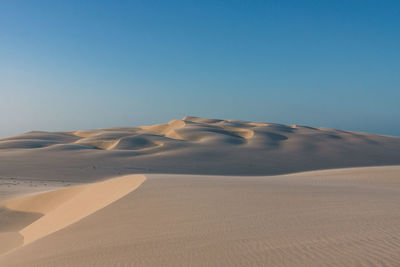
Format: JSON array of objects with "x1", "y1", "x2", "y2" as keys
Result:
[{"x1": 0, "y1": 166, "x2": 399, "y2": 266}]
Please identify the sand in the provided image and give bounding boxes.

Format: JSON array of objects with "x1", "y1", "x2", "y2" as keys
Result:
[
  {"x1": 2, "y1": 174, "x2": 145, "y2": 246},
  {"x1": 0, "y1": 117, "x2": 400, "y2": 266},
  {"x1": 0, "y1": 167, "x2": 398, "y2": 266},
  {"x1": 0, "y1": 174, "x2": 145, "y2": 254},
  {"x1": 0, "y1": 116, "x2": 400, "y2": 181}
]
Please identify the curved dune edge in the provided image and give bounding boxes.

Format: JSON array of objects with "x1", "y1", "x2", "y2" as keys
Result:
[
  {"x1": 2, "y1": 174, "x2": 146, "y2": 246},
  {"x1": 0, "y1": 232, "x2": 23, "y2": 255},
  {"x1": 140, "y1": 119, "x2": 186, "y2": 140},
  {"x1": 217, "y1": 125, "x2": 255, "y2": 139}
]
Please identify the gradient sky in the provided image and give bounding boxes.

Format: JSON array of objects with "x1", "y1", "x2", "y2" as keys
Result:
[{"x1": 1, "y1": 0, "x2": 400, "y2": 137}]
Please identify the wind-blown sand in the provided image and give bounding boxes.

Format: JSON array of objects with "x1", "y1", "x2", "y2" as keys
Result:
[
  {"x1": 0, "y1": 175, "x2": 144, "y2": 257},
  {"x1": 0, "y1": 166, "x2": 399, "y2": 266},
  {"x1": 0, "y1": 117, "x2": 400, "y2": 266},
  {"x1": 0, "y1": 116, "x2": 400, "y2": 180},
  {"x1": 2, "y1": 174, "x2": 145, "y2": 246}
]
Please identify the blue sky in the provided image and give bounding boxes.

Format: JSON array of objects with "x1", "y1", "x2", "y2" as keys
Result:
[{"x1": 1, "y1": 0, "x2": 399, "y2": 137}]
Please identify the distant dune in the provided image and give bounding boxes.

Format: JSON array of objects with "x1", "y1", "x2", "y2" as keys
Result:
[{"x1": 0, "y1": 116, "x2": 400, "y2": 182}]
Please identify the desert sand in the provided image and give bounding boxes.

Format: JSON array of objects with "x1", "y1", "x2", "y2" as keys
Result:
[
  {"x1": 1, "y1": 117, "x2": 400, "y2": 266},
  {"x1": 0, "y1": 116, "x2": 400, "y2": 180}
]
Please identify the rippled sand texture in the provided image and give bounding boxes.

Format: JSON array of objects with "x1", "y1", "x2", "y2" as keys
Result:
[
  {"x1": 1, "y1": 117, "x2": 400, "y2": 266},
  {"x1": 1, "y1": 166, "x2": 400, "y2": 266},
  {"x1": 0, "y1": 175, "x2": 145, "y2": 257}
]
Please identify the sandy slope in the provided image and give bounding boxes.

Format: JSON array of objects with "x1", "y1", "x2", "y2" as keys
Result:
[
  {"x1": 0, "y1": 175, "x2": 145, "y2": 255},
  {"x1": 0, "y1": 208, "x2": 38, "y2": 255},
  {"x1": 1, "y1": 117, "x2": 400, "y2": 266},
  {"x1": 0, "y1": 116, "x2": 400, "y2": 181},
  {"x1": 1, "y1": 166, "x2": 400, "y2": 266}
]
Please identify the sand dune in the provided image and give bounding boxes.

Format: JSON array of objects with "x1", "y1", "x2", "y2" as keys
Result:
[
  {"x1": 1, "y1": 117, "x2": 400, "y2": 266},
  {"x1": 0, "y1": 233, "x2": 22, "y2": 256},
  {"x1": 0, "y1": 208, "x2": 39, "y2": 255},
  {"x1": 0, "y1": 117, "x2": 400, "y2": 182},
  {"x1": 0, "y1": 174, "x2": 145, "y2": 251},
  {"x1": 1, "y1": 166, "x2": 400, "y2": 266},
  {"x1": 140, "y1": 119, "x2": 186, "y2": 140}
]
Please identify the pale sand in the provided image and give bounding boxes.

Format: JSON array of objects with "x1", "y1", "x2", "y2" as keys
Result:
[
  {"x1": 1, "y1": 174, "x2": 145, "y2": 247},
  {"x1": 1, "y1": 117, "x2": 400, "y2": 266},
  {"x1": 0, "y1": 166, "x2": 399, "y2": 266},
  {"x1": 0, "y1": 116, "x2": 400, "y2": 181},
  {"x1": 0, "y1": 178, "x2": 78, "y2": 202},
  {"x1": 0, "y1": 208, "x2": 40, "y2": 254},
  {"x1": 0, "y1": 233, "x2": 22, "y2": 256}
]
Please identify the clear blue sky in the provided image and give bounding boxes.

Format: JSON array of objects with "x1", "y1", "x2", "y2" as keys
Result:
[{"x1": 1, "y1": 0, "x2": 399, "y2": 137}]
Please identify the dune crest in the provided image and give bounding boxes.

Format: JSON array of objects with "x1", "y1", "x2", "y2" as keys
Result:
[
  {"x1": 217, "y1": 125, "x2": 254, "y2": 139},
  {"x1": 2, "y1": 174, "x2": 146, "y2": 245},
  {"x1": 0, "y1": 116, "x2": 400, "y2": 178},
  {"x1": 140, "y1": 119, "x2": 186, "y2": 140}
]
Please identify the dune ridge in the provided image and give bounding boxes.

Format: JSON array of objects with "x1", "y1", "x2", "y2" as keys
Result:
[
  {"x1": 2, "y1": 174, "x2": 146, "y2": 246},
  {"x1": 0, "y1": 117, "x2": 268, "y2": 151},
  {"x1": 140, "y1": 119, "x2": 186, "y2": 140},
  {"x1": 0, "y1": 116, "x2": 400, "y2": 181},
  {"x1": 1, "y1": 117, "x2": 399, "y2": 266},
  {"x1": 0, "y1": 116, "x2": 396, "y2": 152},
  {"x1": 2, "y1": 116, "x2": 398, "y2": 152}
]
